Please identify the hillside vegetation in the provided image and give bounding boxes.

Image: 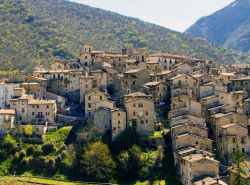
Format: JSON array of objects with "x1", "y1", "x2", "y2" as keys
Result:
[{"x1": 0, "y1": 0, "x2": 250, "y2": 71}]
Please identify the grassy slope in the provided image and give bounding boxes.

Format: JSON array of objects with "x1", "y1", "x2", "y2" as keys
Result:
[{"x1": 0, "y1": 0, "x2": 250, "y2": 71}]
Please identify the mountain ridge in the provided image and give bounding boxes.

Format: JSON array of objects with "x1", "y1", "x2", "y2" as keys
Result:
[{"x1": 185, "y1": 0, "x2": 250, "y2": 52}]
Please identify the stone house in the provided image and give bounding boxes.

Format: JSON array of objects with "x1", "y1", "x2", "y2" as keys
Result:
[
  {"x1": 93, "y1": 107, "x2": 126, "y2": 140},
  {"x1": 173, "y1": 133, "x2": 213, "y2": 152},
  {"x1": 180, "y1": 153, "x2": 219, "y2": 185},
  {"x1": 80, "y1": 44, "x2": 93, "y2": 67},
  {"x1": 168, "y1": 74, "x2": 198, "y2": 98},
  {"x1": 79, "y1": 76, "x2": 94, "y2": 104},
  {"x1": 10, "y1": 88, "x2": 57, "y2": 125},
  {"x1": 121, "y1": 68, "x2": 150, "y2": 95},
  {"x1": 142, "y1": 81, "x2": 167, "y2": 106},
  {"x1": 125, "y1": 98, "x2": 155, "y2": 136},
  {"x1": 0, "y1": 109, "x2": 16, "y2": 133},
  {"x1": 217, "y1": 124, "x2": 250, "y2": 164},
  {"x1": 155, "y1": 70, "x2": 174, "y2": 82},
  {"x1": 230, "y1": 77, "x2": 250, "y2": 95},
  {"x1": 90, "y1": 69, "x2": 108, "y2": 89},
  {"x1": 21, "y1": 82, "x2": 43, "y2": 99},
  {"x1": 171, "y1": 123, "x2": 208, "y2": 139},
  {"x1": 19, "y1": 123, "x2": 48, "y2": 136},
  {"x1": 124, "y1": 92, "x2": 152, "y2": 102},
  {"x1": 84, "y1": 89, "x2": 108, "y2": 119},
  {"x1": 217, "y1": 72, "x2": 236, "y2": 85},
  {"x1": 230, "y1": 160, "x2": 250, "y2": 185},
  {"x1": 194, "y1": 177, "x2": 227, "y2": 185},
  {"x1": 111, "y1": 109, "x2": 126, "y2": 139},
  {"x1": 172, "y1": 62, "x2": 194, "y2": 74}
]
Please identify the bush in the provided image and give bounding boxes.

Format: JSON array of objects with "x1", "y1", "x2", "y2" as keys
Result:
[
  {"x1": 19, "y1": 150, "x2": 26, "y2": 159},
  {"x1": 26, "y1": 145, "x2": 36, "y2": 155},
  {"x1": 34, "y1": 148, "x2": 43, "y2": 157},
  {"x1": 19, "y1": 158, "x2": 30, "y2": 169},
  {"x1": 0, "y1": 149, "x2": 8, "y2": 160},
  {"x1": 81, "y1": 141, "x2": 115, "y2": 181},
  {"x1": 41, "y1": 143, "x2": 56, "y2": 155}
]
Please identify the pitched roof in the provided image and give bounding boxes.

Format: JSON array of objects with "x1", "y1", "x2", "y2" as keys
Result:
[
  {"x1": 28, "y1": 99, "x2": 56, "y2": 105},
  {"x1": 149, "y1": 53, "x2": 190, "y2": 60},
  {"x1": 0, "y1": 109, "x2": 15, "y2": 115},
  {"x1": 124, "y1": 69, "x2": 143, "y2": 74}
]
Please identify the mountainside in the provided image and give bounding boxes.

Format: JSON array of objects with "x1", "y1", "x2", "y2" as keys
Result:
[
  {"x1": 185, "y1": 0, "x2": 250, "y2": 52},
  {"x1": 0, "y1": 0, "x2": 250, "y2": 71}
]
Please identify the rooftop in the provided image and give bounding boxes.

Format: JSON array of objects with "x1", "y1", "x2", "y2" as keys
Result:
[
  {"x1": 0, "y1": 109, "x2": 15, "y2": 115},
  {"x1": 182, "y1": 153, "x2": 217, "y2": 163},
  {"x1": 149, "y1": 53, "x2": 190, "y2": 60},
  {"x1": 124, "y1": 69, "x2": 143, "y2": 74},
  {"x1": 28, "y1": 99, "x2": 56, "y2": 105},
  {"x1": 194, "y1": 177, "x2": 227, "y2": 185}
]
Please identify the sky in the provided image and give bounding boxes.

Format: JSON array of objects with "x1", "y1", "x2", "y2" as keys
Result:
[{"x1": 70, "y1": 0, "x2": 234, "y2": 32}]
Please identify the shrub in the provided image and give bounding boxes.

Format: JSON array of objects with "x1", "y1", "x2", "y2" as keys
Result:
[
  {"x1": 26, "y1": 145, "x2": 36, "y2": 155},
  {"x1": 19, "y1": 158, "x2": 30, "y2": 169},
  {"x1": 41, "y1": 143, "x2": 56, "y2": 155},
  {"x1": 0, "y1": 149, "x2": 8, "y2": 160},
  {"x1": 34, "y1": 148, "x2": 43, "y2": 157},
  {"x1": 19, "y1": 150, "x2": 26, "y2": 159}
]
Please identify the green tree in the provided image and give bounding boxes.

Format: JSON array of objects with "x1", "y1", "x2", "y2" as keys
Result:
[
  {"x1": 81, "y1": 141, "x2": 115, "y2": 181},
  {"x1": 24, "y1": 125, "x2": 33, "y2": 137},
  {"x1": 231, "y1": 143, "x2": 249, "y2": 185}
]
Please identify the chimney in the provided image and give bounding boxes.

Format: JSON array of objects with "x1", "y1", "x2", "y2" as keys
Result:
[{"x1": 195, "y1": 144, "x2": 201, "y2": 154}]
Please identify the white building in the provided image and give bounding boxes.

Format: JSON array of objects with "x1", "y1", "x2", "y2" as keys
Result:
[{"x1": 0, "y1": 82, "x2": 20, "y2": 109}]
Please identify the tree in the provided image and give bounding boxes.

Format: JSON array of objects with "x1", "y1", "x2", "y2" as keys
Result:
[
  {"x1": 81, "y1": 141, "x2": 115, "y2": 181},
  {"x1": 41, "y1": 143, "x2": 56, "y2": 155},
  {"x1": 231, "y1": 143, "x2": 249, "y2": 185},
  {"x1": 111, "y1": 127, "x2": 138, "y2": 154},
  {"x1": 24, "y1": 125, "x2": 33, "y2": 137}
]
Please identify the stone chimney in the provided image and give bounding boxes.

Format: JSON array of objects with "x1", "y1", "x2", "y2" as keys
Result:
[{"x1": 195, "y1": 144, "x2": 201, "y2": 154}]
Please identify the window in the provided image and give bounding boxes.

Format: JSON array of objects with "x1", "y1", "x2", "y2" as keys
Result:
[
  {"x1": 36, "y1": 128, "x2": 39, "y2": 133},
  {"x1": 88, "y1": 103, "x2": 91, "y2": 108},
  {"x1": 138, "y1": 103, "x2": 143, "y2": 108},
  {"x1": 118, "y1": 113, "x2": 120, "y2": 116},
  {"x1": 232, "y1": 138, "x2": 237, "y2": 143},
  {"x1": 32, "y1": 112, "x2": 34, "y2": 115},
  {"x1": 47, "y1": 105, "x2": 49, "y2": 109},
  {"x1": 242, "y1": 148, "x2": 246, "y2": 153},
  {"x1": 113, "y1": 127, "x2": 116, "y2": 130},
  {"x1": 241, "y1": 136, "x2": 245, "y2": 144},
  {"x1": 133, "y1": 111, "x2": 136, "y2": 116},
  {"x1": 146, "y1": 111, "x2": 148, "y2": 115},
  {"x1": 22, "y1": 108, "x2": 25, "y2": 113},
  {"x1": 85, "y1": 56, "x2": 87, "y2": 59},
  {"x1": 133, "y1": 104, "x2": 136, "y2": 107},
  {"x1": 88, "y1": 96, "x2": 91, "y2": 100},
  {"x1": 37, "y1": 105, "x2": 39, "y2": 108},
  {"x1": 100, "y1": 96, "x2": 103, "y2": 100},
  {"x1": 118, "y1": 120, "x2": 120, "y2": 124},
  {"x1": 141, "y1": 120, "x2": 144, "y2": 124},
  {"x1": 146, "y1": 120, "x2": 148, "y2": 123}
]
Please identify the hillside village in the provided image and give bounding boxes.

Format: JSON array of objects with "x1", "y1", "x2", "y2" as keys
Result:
[{"x1": 1, "y1": 44, "x2": 250, "y2": 184}]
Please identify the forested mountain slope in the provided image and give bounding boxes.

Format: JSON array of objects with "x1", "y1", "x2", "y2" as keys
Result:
[{"x1": 0, "y1": 0, "x2": 249, "y2": 71}]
